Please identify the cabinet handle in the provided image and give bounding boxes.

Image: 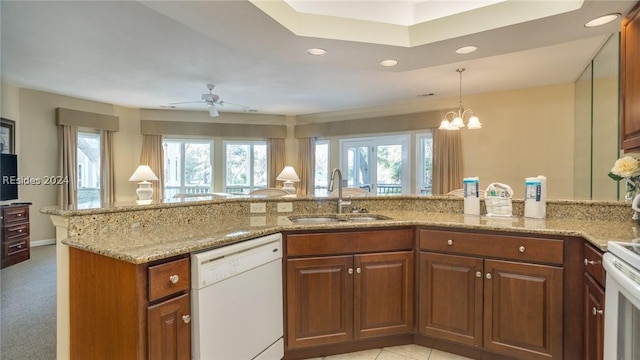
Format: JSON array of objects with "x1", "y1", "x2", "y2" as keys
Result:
[
  {"x1": 447, "y1": 239, "x2": 453, "y2": 246},
  {"x1": 182, "y1": 315, "x2": 191, "y2": 323},
  {"x1": 475, "y1": 271, "x2": 482, "y2": 278},
  {"x1": 17, "y1": 229, "x2": 23, "y2": 233},
  {"x1": 486, "y1": 273, "x2": 492, "y2": 280},
  {"x1": 592, "y1": 307, "x2": 604, "y2": 316},
  {"x1": 518, "y1": 246, "x2": 526, "y2": 253},
  {"x1": 16, "y1": 244, "x2": 21, "y2": 249},
  {"x1": 169, "y1": 275, "x2": 180, "y2": 284},
  {"x1": 16, "y1": 213, "x2": 22, "y2": 217},
  {"x1": 356, "y1": 267, "x2": 361, "y2": 274},
  {"x1": 348, "y1": 268, "x2": 354, "y2": 275},
  {"x1": 584, "y1": 259, "x2": 600, "y2": 266}
]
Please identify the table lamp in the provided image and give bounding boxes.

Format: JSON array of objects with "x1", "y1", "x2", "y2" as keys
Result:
[
  {"x1": 276, "y1": 166, "x2": 299, "y2": 194},
  {"x1": 129, "y1": 165, "x2": 158, "y2": 203}
]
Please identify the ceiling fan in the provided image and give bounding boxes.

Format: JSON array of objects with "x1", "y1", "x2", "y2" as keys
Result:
[{"x1": 169, "y1": 84, "x2": 251, "y2": 117}]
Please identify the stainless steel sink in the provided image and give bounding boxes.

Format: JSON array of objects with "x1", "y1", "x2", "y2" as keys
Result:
[
  {"x1": 348, "y1": 216, "x2": 388, "y2": 222},
  {"x1": 289, "y1": 217, "x2": 342, "y2": 224},
  {"x1": 289, "y1": 214, "x2": 391, "y2": 223}
]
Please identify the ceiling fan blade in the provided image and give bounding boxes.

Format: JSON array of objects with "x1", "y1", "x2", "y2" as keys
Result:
[
  {"x1": 168, "y1": 100, "x2": 204, "y2": 105},
  {"x1": 208, "y1": 105, "x2": 219, "y2": 117},
  {"x1": 217, "y1": 101, "x2": 251, "y2": 112}
]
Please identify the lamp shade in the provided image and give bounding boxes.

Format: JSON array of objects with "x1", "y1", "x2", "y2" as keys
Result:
[
  {"x1": 276, "y1": 166, "x2": 300, "y2": 182},
  {"x1": 129, "y1": 165, "x2": 158, "y2": 182}
]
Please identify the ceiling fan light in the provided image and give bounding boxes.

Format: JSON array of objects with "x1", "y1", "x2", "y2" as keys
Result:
[
  {"x1": 467, "y1": 115, "x2": 482, "y2": 129},
  {"x1": 208, "y1": 105, "x2": 219, "y2": 117}
]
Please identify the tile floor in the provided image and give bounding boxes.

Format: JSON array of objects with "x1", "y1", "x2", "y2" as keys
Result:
[{"x1": 303, "y1": 344, "x2": 473, "y2": 360}]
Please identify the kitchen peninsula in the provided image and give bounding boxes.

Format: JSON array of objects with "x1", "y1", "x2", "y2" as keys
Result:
[{"x1": 43, "y1": 196, "x2": 639, "y2": 360}]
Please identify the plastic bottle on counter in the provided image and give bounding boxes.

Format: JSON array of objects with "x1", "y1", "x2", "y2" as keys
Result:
[
  {"x1": 524, "y1": 176, "x2": 547, "y2": 219},
  {"x1": 463, "y1": 177, "x2": 480, "y2": 216}
]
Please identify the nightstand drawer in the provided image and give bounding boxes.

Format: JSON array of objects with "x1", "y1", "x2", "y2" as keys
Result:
[
  {"x1": 148, "y1": 257, "x2": 190, "y2": 302},
  {"x1": 4, "y1": 238, "x2": 28, "y2": 256},
  {"x1": 3, "y1": 206, "x2": 29, "y2": 224},
  {"x1": 4, "y1": 223, "x2": 29, "y2": 241}
]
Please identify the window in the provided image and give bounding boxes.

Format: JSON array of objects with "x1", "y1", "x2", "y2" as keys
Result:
[
  {"x1": 417, "y1": 133, "x2": 433, "y2": 195},
  {"x1": 340, "y1": 135, "x2": 410, "y2": 195},
  {"x1": 77, "y1": 131, "x2": 100, "y2": 207},
  {"x1": 163, "y1": 139, "x2": 213, "y2": 199},
  {"x1": 314, "y1": 140, "x2": 329, "y2": 196},
  {"x1": 224, "y1": 141, "x2": 267, "y2": 194}
]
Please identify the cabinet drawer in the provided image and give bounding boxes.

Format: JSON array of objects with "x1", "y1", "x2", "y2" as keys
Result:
[
  {"x1": 584, "y1": 243, "x2": 605, "y2": 286},
  {"x1": 2, "y1": 206, "x2": 29, "y2": 224},
  {"x1": 419, "y1": 229, "x2": 563, "y2": 265},
  {"x1": 4, "y1": 223, "x2": 29, "y2": 240},
  {"x1": 4, "y1": 237, "x2": 28, "y2": 256},
  {"x1": 287, "y1": 229, "x2": 414, "y2": 256},
  {"x1": 148, "y1": 257, "x2": 190, "y2": 302}
]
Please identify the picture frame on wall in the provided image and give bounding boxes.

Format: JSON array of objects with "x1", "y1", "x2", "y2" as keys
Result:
[{"x1": 1, "y1": 118, "x2": 15, "y2": 154}]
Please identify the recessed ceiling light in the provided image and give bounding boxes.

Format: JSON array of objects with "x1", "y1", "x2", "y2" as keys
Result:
[
  {"x1": 306, "y1": 48, "x2": 327, "y2": 56},
  {"x1": 380, "y1": 59, "x2": 398, "y2": 67},
  {"x1": 585, "y1": 13, "x2": 620, "y2": 28},
  {"x1": 455, "y1": 46, "x2": 478, "y2": 55}
]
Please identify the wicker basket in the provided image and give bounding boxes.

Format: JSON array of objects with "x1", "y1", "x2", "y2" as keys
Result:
[{"x1": 484, "y1": 183, "x2": 513, "y2": 217}]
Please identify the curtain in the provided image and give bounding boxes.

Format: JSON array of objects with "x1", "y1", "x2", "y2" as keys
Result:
[
  {"x1": 57, "y1": 125, "x2": 78, "y2": 206},
  {"x1": 100, "y1": 130, "x2": 116, "y2": 204},
  {"x1": 297, "y1": 138, "x2": 315, "y2": 196},
  {"x1": 267, "y1": 138, "x2": 286, "y2": 188},
  {"x1": 139, "y1": 135, "x2": 164, "y2": 202},
  {"x1": 432, "y1": 129, "x2": 463, "y2": 195}
]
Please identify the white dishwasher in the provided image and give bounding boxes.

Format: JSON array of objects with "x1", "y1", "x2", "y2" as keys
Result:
[{"x1": 191, "y1": 233, "x2": 284, "y2": 360}]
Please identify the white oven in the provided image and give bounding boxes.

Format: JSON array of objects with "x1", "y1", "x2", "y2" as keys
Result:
[{"x1": 603, "y1": 241, "x2": 640, "y2": 360}]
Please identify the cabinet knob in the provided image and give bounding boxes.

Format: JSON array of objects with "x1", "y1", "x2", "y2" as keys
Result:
[
  {"x1": 592, "y1": 307, "x2": 604, "y2": 316},
  {"x1": 182, "y1": 315, "x2": 191, "y2": 323},
  {"x1": 17, "y1": 229, "x2": 23, "y2": 233},
  {"x1": 16, "y1": 213, "x2": 22, "y2": 217},
  {"x1": 356, "y1": 267, "x2": 361, "y2": 274},
  {"x1": 584, "y1": 259, "x2": 599, "y2": 266},
  {"x1": 447, "y1": 239, "x2": 453, "y2": 246},
  {"x1": 348, "y1": 268, "x2": 354, "y2": 275},
  {"x1": 518, "y1": 246, "x2": 526, "y2": 253},
  {"x1": 475, "y1": 271, "x2": 482, "y2": 278},
  {"x1": 169, "y1": 275, "x2": 180, "y2": 284},
  {"x1": 485, "y1": 273, "x2": 492, "y2": 280},
  {"x1": 16, "y1": 244, "x2": 21, "y2": 249}
]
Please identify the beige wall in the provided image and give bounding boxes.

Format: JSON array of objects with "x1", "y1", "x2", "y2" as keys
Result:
[{"x1": 1, "y1": 81, "x2": 584, "y2": 241}]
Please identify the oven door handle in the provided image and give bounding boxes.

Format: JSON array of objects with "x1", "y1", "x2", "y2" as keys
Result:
[{"x1": 603, "y1": 252, "x2": 640, "y2": 302}]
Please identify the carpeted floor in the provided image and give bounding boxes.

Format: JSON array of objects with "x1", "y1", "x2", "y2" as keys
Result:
[{"x1": 1, "y1": 245, "x2": 56, "y2": 359}]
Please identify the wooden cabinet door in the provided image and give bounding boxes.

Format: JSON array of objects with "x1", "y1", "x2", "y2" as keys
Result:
[
  {"x1": 147, "y1": 293, "x2": 191, "y2": 360},
  {"x1": 286, "y1": 255, "x2": 353, "y2": 349},
  {"x1": 584, "y1": 274, "x2": 605, "y2": 360},
  {"x1": 483, "y1": 260, "x2": 563, "y2": 360},
  {"x1": 418, "y1": 252, "x2": 483, "y2": 347},
  {"x1": 354, "y1": 251, "x2": 414, "y2": 339},
  {"x1": 621, "y1": 2, "x2": 640, "y2": 152}
]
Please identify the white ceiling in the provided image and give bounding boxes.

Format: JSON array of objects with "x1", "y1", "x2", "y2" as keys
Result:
[{"x1": 0, "y1": 0, "x2": 635, "y2": 118}]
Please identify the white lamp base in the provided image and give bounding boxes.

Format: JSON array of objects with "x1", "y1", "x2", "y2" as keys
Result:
[
  {"x1": 136, "y1": 181, "x2": 154, "y2": 201},
  {"x1": 281, "y1": 181, "x2": 296, "y2": 194}
]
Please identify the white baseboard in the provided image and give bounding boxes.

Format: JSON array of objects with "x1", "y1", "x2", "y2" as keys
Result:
[{"x1": 31, "y1": 238, "x2": 56, "y2": 247}]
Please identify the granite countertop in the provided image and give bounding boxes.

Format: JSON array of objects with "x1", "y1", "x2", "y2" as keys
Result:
[{"x1": 59, "y1": 208, "x2": 640, "y2": 264}]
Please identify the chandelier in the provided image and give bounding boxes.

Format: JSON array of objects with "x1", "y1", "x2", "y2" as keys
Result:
[{"x1": 439, "y1": 68, "x2": 482, "y2": 130}]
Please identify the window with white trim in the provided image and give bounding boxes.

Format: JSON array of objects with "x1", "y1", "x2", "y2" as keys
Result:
[
  {"x1": 224, "y1": 141, "x2": 267, "y2": 194},
  {"x1": 163, "y1": 138, "x2": 214, "y2": 198}
]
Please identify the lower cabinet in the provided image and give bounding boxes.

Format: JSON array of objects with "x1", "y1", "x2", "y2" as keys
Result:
[
  {"x1": 418, "y1": 229, "x2": 564, "y2": 360},
  {"x1": 148, "y1": 293, "x2": 191, "y2": 360},
  {"x1": 583, "y1": 243, "x2": 605, "y2": 360},
  {"x1": 285, "y1": 229, "x2": 414, "y2": 350},
  {"x1": 69, "y1": 248, "x2": 191, "y2": 360}
]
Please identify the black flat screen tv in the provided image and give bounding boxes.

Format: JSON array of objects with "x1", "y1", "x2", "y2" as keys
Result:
[{"x1": 1, "y1": 153, "x2": 18, "y2": 201}]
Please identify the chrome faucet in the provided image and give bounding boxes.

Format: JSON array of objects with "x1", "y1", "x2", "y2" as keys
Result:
[{"x1": 328, "y1": 168, "x2": 350, "y2": 214}]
